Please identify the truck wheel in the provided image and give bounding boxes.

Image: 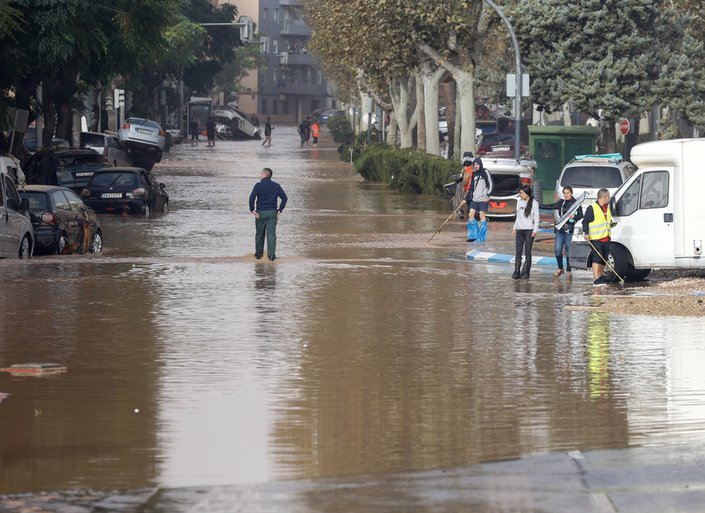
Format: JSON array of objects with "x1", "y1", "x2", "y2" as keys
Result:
[
  {"x1": 626, "y1": 268, "x2": 652, "y2": 282},
  {"x1": 603, "y1": 244, "x2": 629, "y2": 283}
]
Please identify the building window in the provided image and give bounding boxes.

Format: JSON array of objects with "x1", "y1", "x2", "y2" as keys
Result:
[
  {"x1": 273, "y1": 9, "x2": 278, "y2": 23},
  {"x1": 273, "y1": 70, "x2": 278, "y2": 83},
  {"x1": 306, "y1": 68, "x2": 312, "y2": 84},
  {"x1": 261, "y1": 98, "x2": 267, "y2": 114},
  {"x1": 317, "y1": 70, "x2": 322, "y2": 85},
  {"x1": 273, "y1": 39, "x2": 278, "y2": 54},
  {"x1": 273, "y1": 99, "x2": 278, "y2": 115},
  {"x1": 262, "y1": 8, "x2": 268, "y2": 22},
  {"x1": 260, "y1": 72, "x2": 266, "y2": 84},
  {"x1": 259, "y1": 36, "x2": 269, "y2": 54},
  {"x1": 283, "y1": 100, "x2": 289, "y2": 115}
]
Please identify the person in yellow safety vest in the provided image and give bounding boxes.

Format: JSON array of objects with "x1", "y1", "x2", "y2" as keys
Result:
[
  {"x1": 311, "y1": 121, "x2": 321, "y2": 147},
  {"x1": 582, "y1": 188, "x2": 612, "y2": 287}
]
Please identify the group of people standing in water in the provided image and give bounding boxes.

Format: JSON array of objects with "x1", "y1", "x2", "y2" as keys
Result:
[{"x1": 457, "y1": 155, "x2": 585, "y2": 281}]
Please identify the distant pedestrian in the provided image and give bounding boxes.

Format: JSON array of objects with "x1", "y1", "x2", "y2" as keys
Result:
[
  {"x1": 249, "y1": 167, "x2": 287, "y2": 261},
  {"x1": 250, "y1": 114, "x2": 260, "y2": 127},
  {"x1": 190, "y1": 118, "x2": 200, "y2": 145},
  {"x1": 262, "y1": 118, "x2": 273, "y2": 147},
  {"x1": 206, "y1": 118, "x2": 216, "y2": 147},
  {"x1": 304, "y1": 116, "x2": 312, "y2": 145},
  {"x1": 512, "y1": 185, "x2": 540, "y2": 279},
  {"x1": 298, "y1": 119, "x2": 307, "y2": 147},
  {"x1": 459, "y1": 157, "x2": 493, "y2": 242},
  {"x1": 311, "y1": 120, "x2": 320, "y2": 147},
  {"x1": 582, "y1": 188, "x2": 612, "y2": 286},
  {"x1": 540, "y1": 185, "x2": 583, "y2": 277}
]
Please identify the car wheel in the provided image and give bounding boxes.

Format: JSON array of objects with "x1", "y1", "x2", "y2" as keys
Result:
[
  {"x1": 144, "y1": 205, "x2": 150, "y2": 219},
  {"x1": 18, "y1": 235, "x2": 32, "y2": 259},
  {"x1": 90, "y1": 230, "x2": 104, "y2": 253},
  {"x1": 162, "y1": 200, "x2": 169, "y2": 214},
  {"x1": 603, "y1": 244, "x2": 629, "y2": 282},
  {"x1": 56, "y1": 233, "x2": 69, "y2": 255},
  {"x1": 626, "y1": 268, "x2": 651, "y2": 282}
]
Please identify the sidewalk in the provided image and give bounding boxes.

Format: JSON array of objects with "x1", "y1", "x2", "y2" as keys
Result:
[{"x1": 3, "y1": 444, "x2": 704, "y2": 512}]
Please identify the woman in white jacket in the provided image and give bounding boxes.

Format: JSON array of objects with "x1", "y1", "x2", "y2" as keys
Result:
[{"x1": 512, "y1": 185, "x2": 540, "y2": 279}]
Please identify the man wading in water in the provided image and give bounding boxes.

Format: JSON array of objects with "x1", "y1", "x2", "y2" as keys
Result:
[{"x1": 249, "y1": 168, "x2": 287, "y2": 261}]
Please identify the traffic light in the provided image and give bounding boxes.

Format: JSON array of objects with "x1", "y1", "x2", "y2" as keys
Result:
[
  {"x1": 114, "y1": 88, "x2": 125, "y2": 108},
  {"x1": 105, "y1": 94, "x2": 113, "y2": 110}
]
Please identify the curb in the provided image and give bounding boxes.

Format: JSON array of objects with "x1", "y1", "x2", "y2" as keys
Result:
[{"x1": 466, "y1": 249, "x2": 562, "y2": 267}]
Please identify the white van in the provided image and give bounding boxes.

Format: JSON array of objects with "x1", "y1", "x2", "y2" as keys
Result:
[
  {"x1": 0, "y1": 155, "x2": 33, "y2": 258},
  {"x1": 570, "y1": 139, "x2": 705, "y2": 281},
  {"x1": 555, "y1": 154, "x2": 636, "y2": 207}
]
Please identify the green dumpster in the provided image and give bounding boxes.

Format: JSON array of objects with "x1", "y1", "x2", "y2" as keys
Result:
[{"x1": 528, "y1": 126, "x2": 598, "y2": 202}]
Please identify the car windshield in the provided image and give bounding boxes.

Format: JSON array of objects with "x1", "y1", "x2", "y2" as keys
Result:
[
  {"x1": 19, "y1": 191, "x2": 50, "y2": 213},
  {"x1": 561, "y1": 165, "x2": 623, "y2": 188},
  {"x1": 90, "y1": 172, "x2": 139, "y2": 188},
  {"x1": 480, "y1": 133, "x2": 514, "y2": 147},
  {"x1": 57, "y1": 152, "x2": 102, "y2": 165},
  {"x1": 80, "y1": 133, "x2": 105, "y2": 147}
]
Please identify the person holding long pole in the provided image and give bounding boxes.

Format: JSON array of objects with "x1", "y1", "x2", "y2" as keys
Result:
[{"x1": 582, "y1": 188, "x2": 612, "y2": 287}]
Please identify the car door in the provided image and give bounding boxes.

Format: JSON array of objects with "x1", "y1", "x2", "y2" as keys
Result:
[
  {"x1": 140, "y1": 171, "x2": 160, "y2": 211},
  {"x1": 1, "y1": 174, "x2": 25, "y2": 256},
  {"x1": 613, "y1": 170, "x2": 674, "y2": 267},
  {"x1": 65, "y1": 189, "x2": 93, "y2": 250},
  {"x1": 51, "y1": 189, "x2": 80, "y2": 247},
  {"x1": 0, "y1": 176, "x2": 8, "y2": 255}
]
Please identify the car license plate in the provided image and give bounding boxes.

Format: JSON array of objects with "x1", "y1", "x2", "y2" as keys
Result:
[
  {"x1": 492, "y1": 145, "x2": 510, "y2": 151},
  {"x1": 102, "y1": 192, "x2": 123, "y2": 198},
  {"x1": 136, "y1": 128, "x2": 152, "y2": 135},
  {"x1": 74, "y1": 171, "x2": 94, "y2": 177}
]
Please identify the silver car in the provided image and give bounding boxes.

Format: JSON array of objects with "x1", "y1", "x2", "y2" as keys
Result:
[
  {"x1": 118, "y1": 118, "x2": 165, "y2": 162},
  {"x1": 0, "y1": 156, "x2": 34, "y2": 258}
]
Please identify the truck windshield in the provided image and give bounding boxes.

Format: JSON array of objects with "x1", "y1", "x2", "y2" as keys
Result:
[{"x1": 561, "y1": 166, "x2": 623, "y2": 188}]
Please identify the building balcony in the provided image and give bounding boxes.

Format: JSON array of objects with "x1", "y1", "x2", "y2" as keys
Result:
[
  {"x1": 279, "y1": 51, "x2": 314, "y2": 66},
  {"x1": 279, "y1": 20, "x2": 310, "y2": 37},
  {"x1": 269, "y1": 80, "x2": 328, "y2": 97}
]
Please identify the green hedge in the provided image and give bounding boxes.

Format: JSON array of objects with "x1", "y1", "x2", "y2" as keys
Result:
[
  {"x1": 353, "y1": 144, "x2": 458, "y2": 196},
  {"x1": 327, "y1": 114, "x2": 354, "y2": 144}
]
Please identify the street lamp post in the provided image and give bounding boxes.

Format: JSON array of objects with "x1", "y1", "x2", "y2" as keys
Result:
[{"x1": 483, "y1": 0, "x2": 522, "y2": 162}]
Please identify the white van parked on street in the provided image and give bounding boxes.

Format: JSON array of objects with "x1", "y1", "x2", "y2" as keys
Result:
[
  {"x1": 554, "y1": 154, "x2": 636, "y2": 206},
  {"x1": 79, "y1": 131, "x2": 130, "y2": 167},
  {"x1": 0, "y1": 155, "x2": 33, "y2": 258},
  {"x1": 570, "y1": 139, "x2": 705, "y2": 281}
]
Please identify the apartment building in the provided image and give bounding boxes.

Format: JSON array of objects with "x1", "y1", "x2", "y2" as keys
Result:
[{"x1": 214, "y1": 0, "x2": 335, "y2": 124}]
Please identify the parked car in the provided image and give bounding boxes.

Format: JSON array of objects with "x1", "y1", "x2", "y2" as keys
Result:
[
  {"x1": 0, "y1": 155, "x2": 33, "y2": 258},
  {"x1": 19, "y1": 185, "x2": 103, "y2": 255},
  {"x1": 554, "y1": 154, "x2": 636, "y2": 206},
  {"x1": 79, "y1": 131, "x2": 130, "y2": 167},
  {"x1": 317, "y1": 109, "x2": 345, "y2": 124},
  {"x1": 485, "y1": 157, "x2": 536, "y2": 218},
  {"x1": 23, "y1": 148, "x2": 108, "y2": 192},
  {"x1": 477, "y1": 132, "x2": 529, "y2": 159},
  {"x1": 81, "y1": 167, "x2": 168, "y2": 217},
  {"x1": 118, "y1": 118, "x2": 165, "y2": 169}
]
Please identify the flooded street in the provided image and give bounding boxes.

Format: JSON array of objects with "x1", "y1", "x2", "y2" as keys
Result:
[{"x1": 2, "y1": 127, "x2": 705, "y2": 497}]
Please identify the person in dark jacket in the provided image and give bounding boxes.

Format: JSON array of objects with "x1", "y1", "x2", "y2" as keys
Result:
[
  {"x1": 540, "y1": 185, "x2": 583, "y2": 277},
  {"x1": 249, "y1": 167, "x2": 288, "y2": 261},
  {"x1": 459, "y1": 157, "x2": 493, "y2": 242}
]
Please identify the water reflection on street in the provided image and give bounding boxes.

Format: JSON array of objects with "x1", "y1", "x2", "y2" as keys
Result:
[{"x1": 1, "y1": 128, "x2": 705, "y2": 494}]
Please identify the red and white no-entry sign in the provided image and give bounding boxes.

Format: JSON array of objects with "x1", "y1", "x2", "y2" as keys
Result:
[{"x1": 619, "y1": 119, "x2": 630, "y2": 135}]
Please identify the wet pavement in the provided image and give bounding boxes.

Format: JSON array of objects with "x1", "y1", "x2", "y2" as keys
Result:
[{"x1": 2, "y1": 128, "x2": 705, "y2": 512}]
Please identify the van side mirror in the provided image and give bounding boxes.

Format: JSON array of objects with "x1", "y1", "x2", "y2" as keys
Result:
[{"x1": 610, "y1": 196, "x2": 619, "y2": 216}]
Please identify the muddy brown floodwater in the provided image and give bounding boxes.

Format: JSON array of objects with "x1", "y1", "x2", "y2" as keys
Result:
[{"x1": 1, "y1": 128, "x2": 705, "y2": 497}]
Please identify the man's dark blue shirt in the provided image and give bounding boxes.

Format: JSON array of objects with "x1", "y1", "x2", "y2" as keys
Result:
[{"x1": 249, "y1": 177, "x2": 287, "y2": 212}]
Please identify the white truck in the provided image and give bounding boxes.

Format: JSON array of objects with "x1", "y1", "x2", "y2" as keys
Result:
[{"x1": 571, "y1": 138, "x2": 705, "y2": 281}]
